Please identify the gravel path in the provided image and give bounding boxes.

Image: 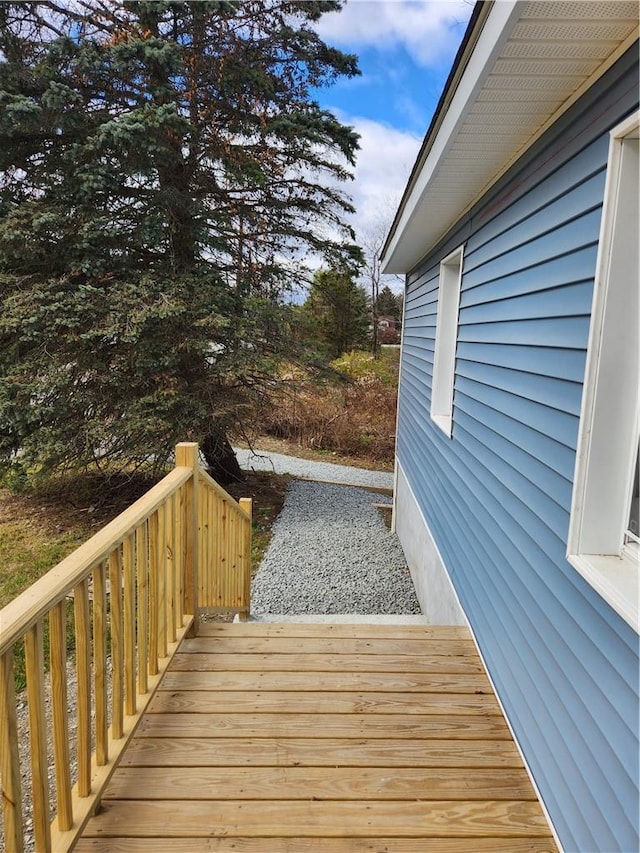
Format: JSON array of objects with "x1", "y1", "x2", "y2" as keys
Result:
[
  {"x1": 251, "y1": 479, "x2": 420, "y2": 616},
  {"x1": 235, "y1": 447, "x2": 394, "y2": 490}
]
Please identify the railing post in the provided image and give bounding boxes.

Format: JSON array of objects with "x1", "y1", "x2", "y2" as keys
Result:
[
  {"x1": 175, "y1": 442, "x2": 200, "y2": 636},
  {"x1": 239, "y1": 497, "x2": 252, "y2": 621}
]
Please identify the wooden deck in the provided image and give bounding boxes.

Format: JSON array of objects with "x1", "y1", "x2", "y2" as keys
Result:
[{"x1": 75, "y1": 622, "x2": 557, "y2": 852}]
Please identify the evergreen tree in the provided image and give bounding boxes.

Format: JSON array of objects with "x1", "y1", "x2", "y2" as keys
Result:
[
  {"x1": 375, "y1": 285, "x2": 401, "y2": 320},
  {"x1": 0, "y1": 1, "x2": 361, "y2": 481},
  {"x1": 301, "y1": 269, "x2": 370, "y2": 359}
]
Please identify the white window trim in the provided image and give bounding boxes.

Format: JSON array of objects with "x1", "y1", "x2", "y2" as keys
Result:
[
  {"x1": 431, "y1": 245, "x2": 464, "y2": 437},
  {"x1": 567, "y1": 111, "x2": 639, "y2": 633}
]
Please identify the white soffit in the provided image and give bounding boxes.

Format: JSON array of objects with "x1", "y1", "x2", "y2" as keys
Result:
[{"x1": 381, "y1": 0, "x2": 640, "y2": 274}]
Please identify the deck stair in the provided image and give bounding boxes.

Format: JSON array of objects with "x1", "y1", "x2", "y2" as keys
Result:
[{"x1": 75, "y1": 620, "x2": 557, "y2": 851}]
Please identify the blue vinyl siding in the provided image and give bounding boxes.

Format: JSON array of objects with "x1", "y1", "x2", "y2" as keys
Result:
[{"x1": 397, "y1": 47, "x2": 639, "y2": 853}]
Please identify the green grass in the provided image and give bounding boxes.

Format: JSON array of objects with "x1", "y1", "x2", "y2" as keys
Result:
[
  {"x1": 0, "y1": 522, "x2": 88, "y2": 609},
  {"x1": 0, "y1": 518, "x2": 83, "y2": 690}
]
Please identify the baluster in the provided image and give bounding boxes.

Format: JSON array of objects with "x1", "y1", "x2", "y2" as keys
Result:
[
  {"x1": 197, "y1": 482, "x2": 205, "y2": 607},
  {"x1": 158, "y1": 501, "x2": 168, "y2": 658},
  {"x1": 210, "y1": 492, "x2": 220, "y2": 607},
  {"x1": 0, "y1": 649, "x2": 23, "y2": 852},
  {"x1": 228, "y1": 505, "x2": 237, "y2": 608},
  {"x1": 93, "y1": 561, "x2": 108, "y2": 765},
  {"x1": 148, "y1": 511, "x2": 159, "y2": 676},
  {"x1": 74, "y1": 580, "x2": 92, "y2": 797},
  {"x1": 25, "y1": 622, "x2": 51, "y2": 851},
  {"x1": 220, "y1": 498, "x2": 228, "y2": 608},
  {"x1": 167, "y1": 494, "x2": 177, "y2": 642},
  {"x1": 123, "y1": 534, "x2": 136, "y2": 715},
  {"x1": 176, "y1": 487, "x2": 185, "y2": 626},
  {"x1": 239, "y1": 498, "x2": 253, "y2": 616},
  {"x1": 50, "y1": 601, "x2": 72, "y2": 829},
  {"x1": 136, "y1": 522, "x2": 149, "y2": 694},
  {"x1": 109, "y1": 547, "x2": 124, "y2": 738},
  {"x1": 204, "y1": 485, "x2": 211, "y2": 607}
]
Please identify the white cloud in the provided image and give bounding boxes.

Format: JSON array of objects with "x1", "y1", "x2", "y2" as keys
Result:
[
  {"x1": 328, "y1": 115, "x2": 420, "y2": 292},
  {"x1": 316, "y1": 0, "x2": 473, "y2": 68},
  {"x1": 345, "y1": 116, "x2": 420, "y2": 243}
]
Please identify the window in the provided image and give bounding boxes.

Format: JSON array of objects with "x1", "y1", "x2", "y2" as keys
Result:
[
  {"x1": 568, "y1": 111, "x2": 639, "y2": 631},
  {"x1": 431, "y1": 245, "x2": 464, "y2": 437}
]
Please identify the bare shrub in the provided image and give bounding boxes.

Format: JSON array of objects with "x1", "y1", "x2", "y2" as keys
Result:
[{"x1": 258, "y1": 350, "x2": 398, "y2": 465}]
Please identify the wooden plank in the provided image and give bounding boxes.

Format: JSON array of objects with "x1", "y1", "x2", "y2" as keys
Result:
[
  {"x1": 219, "y1": 499, "x2": 228, "y2": 607},
  {"x1": 229, "y1": 500, "x2": 236, "y2": 606},
  {"x1": 136, "y1": 522, "x2": 149, "y2": 695},
  {"x1": 123, "y1": 534, "x2": 136, "y2": 716},
  {"x1": 215, "y1": 491, "x2": 224, "y2": 606},
  {"x1": 238, "y1": 498, "x2": 252, "y2": 615},
  {"x1": 197, "y1": 622, "x2": 471, "y2": 640},
  {"x1": 169, "y1": 652, "x2": 485, "y2": 674},
  {"x1": 93, "y1": 562, "x2": 108, "y2": 766},
  {"x1": 49, "y1": 600, "x2": 73, "y2": 830},
  {"x1": 0, "y1": 649, "x2": 23, "y2": 852},
  {"x1": 119, "y1": 736, "x2": 525, "y2": 769},
  {"x1": 25, "y1": 622, "x2": 51, "y2": 852},
  {"x1": 198, "y1": 482, "x2": 209, "y2": 606},
  {"x1": 209, "y1": 490, "x2": 221, "y2": 606},
  {"x1": 160, "y1": 669, "x2": 491, "y2": 694},
  {"x1": 137, "y1": 712, "x2": 511, "y2": 740},
  {"x1": 180, "y1": 637, "x2": 475, "y2": 656},
  {"x1": 158, "y1": 501, "x2": 168, "y2": 658},
  {"x1": 80, "y1": 799, "x2": 554, "y2": 838},
  {"x1": 148, "y1": 511, "x2": 159, "y2": 676},
  {"x1": 74, "y1": 838, "x2": 557, "y2": 852},
  {"x1": 109, "y1": 548, "x2": 124, "y2": 740},
  {"x1": 103, "y1": 766, "x2": 537, "y2": 801},
  {"x1": 175, "y1": 443, "x2": 198, "y2": 622},
  {"x1": 172, "y1": 489, "x2": 182, "y2": 633},
  {"x1": 148, "y1": 689, "x2": 500, "y2": 716},
  {"x1": 74, "y1": 579, "x2": 92, "y2": 797}
]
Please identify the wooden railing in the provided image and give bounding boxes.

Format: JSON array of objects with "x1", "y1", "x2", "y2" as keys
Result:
[{"x1": 0, "y1": 442, "x2": 252, "y2": 853}]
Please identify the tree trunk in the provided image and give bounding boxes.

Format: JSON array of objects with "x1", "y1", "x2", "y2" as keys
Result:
[{"x1": 201, "y1": 426, "x2": 243, "y2": 485}]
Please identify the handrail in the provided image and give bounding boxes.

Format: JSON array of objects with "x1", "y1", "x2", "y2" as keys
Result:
[
  {"x1": 0, "y1": 467, "x2": 191, "y2": 658},
  {"x1": 199, "y1": 466, "x2": 252, "y2": 521},
  {"x1": 0, "y1": 441, "x2": 253, "y2": 853}
]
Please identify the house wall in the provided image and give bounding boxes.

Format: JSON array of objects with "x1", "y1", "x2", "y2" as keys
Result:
[{"x1": 396, "y1": 46, "x2": 639, "y2": 853}]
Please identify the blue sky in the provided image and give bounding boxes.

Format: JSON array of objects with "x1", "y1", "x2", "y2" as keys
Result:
[{"x1": 312, "y1": 0, "x2": 473, "y2": 258}]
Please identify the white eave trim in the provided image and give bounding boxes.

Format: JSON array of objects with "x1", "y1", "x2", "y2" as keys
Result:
[
  {"x1": 381, "y1": 4, "x2": 639, "y2": 276},
  {"x1": 381, "y1": 0, "x2": 522, "y2": 274}
]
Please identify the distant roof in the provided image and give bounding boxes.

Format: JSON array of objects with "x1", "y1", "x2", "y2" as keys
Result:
[{"x1": 381, "y1": 0, "x2": 639, "y2": 274}]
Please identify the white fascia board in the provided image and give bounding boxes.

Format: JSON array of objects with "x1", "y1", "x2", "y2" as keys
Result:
[{"x1": 381, "y1": 0, "x2": 522, "y2": 274}]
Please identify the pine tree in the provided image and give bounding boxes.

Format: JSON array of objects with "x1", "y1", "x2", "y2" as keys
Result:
[
  {"x1": 0, "y1": 1, "x2": 361, "y2": 481},
  {"x1": 301, "y1": 269, "x2": 370, "y2": 359},
  {"x1": 376, "y1": 285, "x2": 401, "y2": 320}
]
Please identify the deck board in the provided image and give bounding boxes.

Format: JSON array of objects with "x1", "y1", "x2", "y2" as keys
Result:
[
  {"x1": 168, "y1": 652, "x2": 486, "y2": 673},
  {"x1": 161, "y1": 668, "x2": 492, "y2": 692},
  {"x1": 148, "y1": 689, "x2": 500, "y2": 714},
  {"x1": 75, "y1": 837, "x2": 557, "y2": 852},
  {"x1": 104, "y1": 766, "x2": 538, "y2": 800},
  {"x1": 119, "y1": 736, "x2": 525, "y2": 768},
  {"x1": 76, "y1": 622, "x2": 557, "y2": 850}
]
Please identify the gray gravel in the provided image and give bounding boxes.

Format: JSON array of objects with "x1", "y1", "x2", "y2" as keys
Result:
[
  {"x1": 235, "y1": 447, "x2": 394, "y2": 490},
  {"x1": 251, "y1": 479, "x2": 420, "y2": 615}
]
